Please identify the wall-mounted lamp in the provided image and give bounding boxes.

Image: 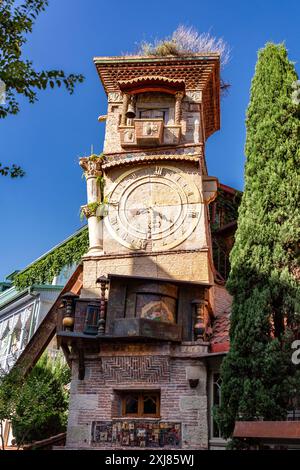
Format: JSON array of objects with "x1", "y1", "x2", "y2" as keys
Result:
[{"x1": 186, "y1": 366, "x2": 202, "y2": 388}]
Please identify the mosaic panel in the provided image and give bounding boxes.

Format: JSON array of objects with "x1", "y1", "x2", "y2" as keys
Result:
[{"x1": 92, "y1": 420, "x2": 181, "y2": 448}]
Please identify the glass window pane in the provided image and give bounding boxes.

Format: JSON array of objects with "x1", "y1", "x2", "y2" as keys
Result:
[
  {"x1": 212, "y1": 373, "x2": 222, "y2": 438},
  {"x1": 152, "y1": 110, "x2": 165, "y2": 119},
  {"x1": 0, "y1": 318, "x2": 10, "y2": 357},
  {"x1": 21, "y1": 305, "x2": 34, "y2": 349},
  {"x1": 143, "y1": 395, "x2": 157, "y2": 415},
  {"x1": 9, "y1": 314, "x2": 22, "y2": 355},
  {"x1": 84, "y1": 305, "x2": 99, "y2": 334},
  {"x1": 138, "y1": 108, "x2": 168, "y2": 123},
  {"x1": 139, "y1": 109, "x2": 152, "y2": 118},
  {"x1": 125, "y1": 395, "x2": 138, "y2": 414}
]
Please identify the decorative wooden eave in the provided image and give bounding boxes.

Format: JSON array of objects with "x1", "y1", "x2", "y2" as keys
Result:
[
  {"x1": 93, "y1": 54, "x2": 220, "y2": 138},
  {"x1": 118, "y1": 75, "x2": 185, "y2": 95},
  {"x1": 101, "y1": 152, "x2": 200, "y2": 170}
]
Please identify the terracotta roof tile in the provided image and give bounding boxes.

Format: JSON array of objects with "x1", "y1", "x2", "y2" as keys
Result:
[
  {"x1": 102, "y1": 153, "x2": 199, "y2": 169},
  {"x1": 210, "y1": 310, "x2": 230, "y2": 353},
  {"x1": 234, "y1": 421, "x2": 300, "y2": 440}
]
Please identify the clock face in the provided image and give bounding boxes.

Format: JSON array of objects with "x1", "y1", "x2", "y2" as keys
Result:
[{"x1": 105, "y1": 165, "x2": 202, "y2": 251}]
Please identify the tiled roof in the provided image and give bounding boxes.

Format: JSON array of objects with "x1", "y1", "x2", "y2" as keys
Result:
[
  {"x1": 118, "y1": 75, "x2": 185, "y2": 91},
  {"x1": 210, "y1": 310, "x2": 230, "y2": 353},
  {"x1": 234, "y1": 421, "x2": 300, "y2": 440},
  {"x1": 102, "y1": 153, "x2": 200, "y2": 169},
  {"x1": 94, "y1": 54, "x2": 220, "y2": 139}
]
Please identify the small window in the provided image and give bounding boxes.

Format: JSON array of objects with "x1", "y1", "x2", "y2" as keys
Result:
[
  {"x1": 138, "y1": 108, "x2": 169, "y2": 123},
  {"x1": 124, "y1": 394, "x2": 139, "y2": 415},
  {"x1": 121, "y1": 391, "x2": 160, "y2": 418},
  {"x1": 84, "y1": 304, "x2": 99, "y2": 335},
  {"x1": 211, "y1": 373, "x2": 222, "y2": 438}
]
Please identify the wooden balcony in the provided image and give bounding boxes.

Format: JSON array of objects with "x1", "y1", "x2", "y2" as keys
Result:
[
  {"x1": 112, "y1": 318, "x2": 182, "y2": 342},
  {"x1": 120, "y1": 120, "x2": 181, "y2": 148},
  {"x1": 135, "y1": 119, "x2": 163, "y2": 146}
]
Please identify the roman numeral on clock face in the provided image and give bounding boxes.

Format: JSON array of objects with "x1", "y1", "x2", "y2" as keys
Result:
[
  {"x1": 135, "y1": 239, "x2": 147, "y2": 250},
  {"x1": 188, "y1": 208, "x2": 198, "y2": 218},
  {"x1": 154, "y1": 166, "x2": 163, "y2": 176},
  {"x1": 110, "y1": 199, "x2": 119, "y2": 206}
]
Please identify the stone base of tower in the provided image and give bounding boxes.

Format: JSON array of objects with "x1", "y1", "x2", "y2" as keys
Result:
[{"x1": 65, "y1": 342, "x2": 209, "y2": 450}]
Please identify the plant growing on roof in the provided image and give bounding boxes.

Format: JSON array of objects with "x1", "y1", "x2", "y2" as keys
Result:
[
  {"x1": 88, "y1": 152, "x2": 105, "y2": 162},
  {"x1": 137, "y1": 25, "x2": 230, "y2": 68}
]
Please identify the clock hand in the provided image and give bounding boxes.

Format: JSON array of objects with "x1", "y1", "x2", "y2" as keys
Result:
[{"x1": 151, "y1": 207, "x2": 174, "y2": 224}]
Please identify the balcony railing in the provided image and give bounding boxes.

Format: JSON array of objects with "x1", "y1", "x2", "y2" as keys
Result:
[{"x1": 120, "y1": 119, "x2": 181, "y2": 147}]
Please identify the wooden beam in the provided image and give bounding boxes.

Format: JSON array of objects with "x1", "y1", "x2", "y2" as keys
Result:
[{"x1": 14, "y1": 265, "x2": 83, "y2": 377}]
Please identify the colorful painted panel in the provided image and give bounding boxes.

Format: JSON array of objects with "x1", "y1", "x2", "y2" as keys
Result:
[
  {"x1": 136, "y1": 294, "x2": 176, "y2": 323},
  {"x1": 92, "y1": 420, "x2": 181, "y2": 448}
]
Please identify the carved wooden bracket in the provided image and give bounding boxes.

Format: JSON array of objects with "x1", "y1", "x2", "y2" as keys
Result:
[{"x1": 96, "y1": 275, "x2": 109, "y2": 335}]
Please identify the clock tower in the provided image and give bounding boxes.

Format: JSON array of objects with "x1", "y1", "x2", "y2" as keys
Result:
[{"x1": 61, "y1": 53, "x2": 224, "y2": 449}]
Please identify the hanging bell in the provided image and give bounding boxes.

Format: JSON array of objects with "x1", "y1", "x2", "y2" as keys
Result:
[{"x1": 125, "y1": 102, "x2": 136, "y2": 119}]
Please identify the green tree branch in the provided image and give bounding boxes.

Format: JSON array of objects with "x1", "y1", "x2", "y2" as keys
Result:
[{"x1": 0, "y1": 0, "x2": 85, "y2": 177}]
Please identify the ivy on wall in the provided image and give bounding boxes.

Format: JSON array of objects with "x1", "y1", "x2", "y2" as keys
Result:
[
  {"x1": 14, "y1": 228, "x2": 88, "y2": 290},
  {"x1": 218, "y1": 188, "x2": 241, "y2": 221},
  {"x1": 210, "y1": 188, "x2": 242, "y2": 232}
]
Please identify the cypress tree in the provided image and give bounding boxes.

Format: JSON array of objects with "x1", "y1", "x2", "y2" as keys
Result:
[{"x1": 216, "y1": 43, "x2": 300, "y2": 443}]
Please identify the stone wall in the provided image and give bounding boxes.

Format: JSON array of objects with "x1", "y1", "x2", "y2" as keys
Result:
[
  {"x1": 66, "y1": 343, "x2": 208, "y2": 449},
  {"x1": 103, "y1": 91, "x2": 203, "y2": 154},
  {"x1": 81, "y1": 250, "x2": 210, "y2": 298}
]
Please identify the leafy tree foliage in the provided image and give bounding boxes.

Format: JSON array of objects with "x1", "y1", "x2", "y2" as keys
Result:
[
  {"x1": 215, "y1": 43, "x2": 300, "y2": 443},
  {"x1": 0, "y1": 0, "x2": 84, "y2": 118},
  {"x1": 0, "y1": 353, "x2": 70, "y2": 448},
  {"x1": 0, "y1": 0, "x2": 84, "y2": 176},
  {"x1": 0, "y1": 364, "x2": 22, "y2": 449},
  {"x1": 0, "y1": 162, "x2": 25, "y2": 177}
]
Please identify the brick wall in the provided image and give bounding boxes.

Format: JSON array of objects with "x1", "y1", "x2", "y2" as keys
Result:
[{"x1": 66, "y1": 343, "x2": 208, "y2": 450}]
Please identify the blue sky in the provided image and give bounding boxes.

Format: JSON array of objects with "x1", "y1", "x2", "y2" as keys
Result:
[{"x1": 1, "y1": 0, "x2": 299, "y2": 280}]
